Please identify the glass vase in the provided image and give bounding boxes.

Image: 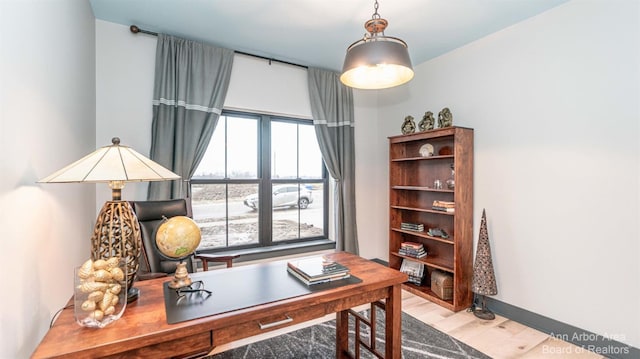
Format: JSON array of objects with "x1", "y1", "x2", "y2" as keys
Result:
[{"x1": 74, "y1": 257, "x2": 127, "y2": 328}]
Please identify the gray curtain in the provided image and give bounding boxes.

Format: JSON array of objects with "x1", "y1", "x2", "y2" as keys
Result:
[
  {"x1": 148, "y1": 34, "x2": 234, "y2": 200},
  {"x1": 307, "y1": 67, "x2": 359, "y2": 254}
]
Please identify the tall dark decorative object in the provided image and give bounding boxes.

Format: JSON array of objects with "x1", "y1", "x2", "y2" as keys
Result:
[{"x1": 471, "y1": 209, "x2": 498, "y2": 320}]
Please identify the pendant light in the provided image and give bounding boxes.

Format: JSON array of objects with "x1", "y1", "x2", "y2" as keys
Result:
[{"x1": 340, "y1": 0, "x2": 414, "y2": 90}]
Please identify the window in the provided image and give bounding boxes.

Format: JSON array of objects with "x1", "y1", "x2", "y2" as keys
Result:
[{"x1": 191, "y1": 111, "x2": 329, "y2": 253}]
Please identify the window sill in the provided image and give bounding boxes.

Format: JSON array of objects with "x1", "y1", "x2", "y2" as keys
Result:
[{"x1": 194, "y1": 239, "x2": 336, "y2": 266}]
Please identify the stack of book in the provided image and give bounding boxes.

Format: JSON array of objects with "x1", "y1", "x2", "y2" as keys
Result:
[
  {"x1": 432, "y1": 200, "x2": 455, "y2": 213},
  {"x1": 399, "y1": 241, "x2": 427, "y2": 258},
  {"x1": 400, "y1": 222, "x2": 424, "y2": 232},
  {"x1": 400, "y1": 259, "x2": 425, "y2": 285},
  {"x1": 287, "y1": 256, "x2": 350, "y2": 286}
]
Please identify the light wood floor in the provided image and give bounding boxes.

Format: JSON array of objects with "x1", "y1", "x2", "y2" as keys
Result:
[{"x1": 210, "y1": 290, "x2": 604, "y2": 358}]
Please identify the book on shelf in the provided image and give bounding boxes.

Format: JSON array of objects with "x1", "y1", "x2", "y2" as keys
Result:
[
  {"x1": 400, "y1": 241, "x2": 423, "y2": 249},
  {"x1": 432, "y1": 200, "x2": 455, "y2": 213},
  {"x1": 432, "y1": 200, "x2": 454, "y2": 208},
  {"x1": 287, "y1": 256, "x2": 350, "y2": 282},
  {"x1": 399, "y1": 248, "x2": 427, "y2": 258},
  {"x1": 400, "y1": 259, "x2": 425, "y2": 285},
  {"x1": 399, "y1": 241, "x2": 427, "y2": 258},
  {"x1": 400, "y1": 222, "x2": 424, "y2": 231},
  {"x1": 432, "y1": 206, "x2": 455, "y2": 213},
  {"x1": 406, "y1": 274, "x2": 423, "y2": 285},
  {"x1": 400, "y1": 259, "x2": 424, "y2": 276},
  {"x1": 401, "y1": 222, "x2": 424, "y2": 227}
]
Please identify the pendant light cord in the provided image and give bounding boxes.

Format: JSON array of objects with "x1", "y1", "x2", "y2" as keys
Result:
[{"x1": 372, "y1": 0, "x2": 380, "y2": 20}]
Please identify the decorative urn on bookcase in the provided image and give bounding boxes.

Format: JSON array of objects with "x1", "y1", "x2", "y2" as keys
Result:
[
  {"x1": 446, "y1": 163, "x2": 455, "y2": 190},
  {"x1": 388, "y1": 126, "x2": 474, "y2": 312}
]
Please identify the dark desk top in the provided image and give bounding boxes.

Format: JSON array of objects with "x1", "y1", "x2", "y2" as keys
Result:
[{"x1": 164, "y1": 257, "x2": 361, "y2": 324}]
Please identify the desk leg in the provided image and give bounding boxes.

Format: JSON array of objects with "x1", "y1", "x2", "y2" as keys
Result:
[
  {"x1": 385, "y1": 284, "x2": 402, "y2": 359},
  {"x1": 336, "y1": 309, "x2": 349, "y2": 358}
]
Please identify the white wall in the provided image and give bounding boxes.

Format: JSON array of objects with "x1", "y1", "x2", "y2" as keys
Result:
[
  {"x1": 0, "y1": 1, "x2": 96, "y2": 357},
  {"x1": 376, "y1": 0, "x2": 639, "y2": 348},
  {"x1": 95, "y1": 20, "x2": 157, "y2": 207},
  {"x1": 353, "y1": 91, "x2": 387, "y2": 260},
  {"x1": 225, "y1": 53, "x2": 313, "y2": 118}
]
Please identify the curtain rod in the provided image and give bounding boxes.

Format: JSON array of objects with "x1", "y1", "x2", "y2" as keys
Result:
[{"x1": 129, "y1": 25, "x2": 308, "y2": 69}]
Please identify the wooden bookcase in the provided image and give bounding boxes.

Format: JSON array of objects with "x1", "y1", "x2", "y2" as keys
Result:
[{"x1": 388, "y1": 126, "x2": 473, "y2": 312}]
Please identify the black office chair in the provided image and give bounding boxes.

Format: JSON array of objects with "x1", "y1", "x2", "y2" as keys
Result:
[{"x1": 130, "y1": 198, "x2": 238, "y2": 280}]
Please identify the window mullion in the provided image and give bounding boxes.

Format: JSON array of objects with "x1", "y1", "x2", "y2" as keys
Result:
[{"x1": 259, "y1": 115, "x2": 273, "y2": 246}]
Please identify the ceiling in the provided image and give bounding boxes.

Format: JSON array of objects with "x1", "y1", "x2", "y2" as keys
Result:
[{"x1": 89, "y1": 0, "x2": 569, "y2": 72}]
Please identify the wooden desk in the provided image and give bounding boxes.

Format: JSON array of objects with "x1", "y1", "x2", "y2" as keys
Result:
[{"x1": 32, "y1": 252, "x2": 408, "y2": 358}]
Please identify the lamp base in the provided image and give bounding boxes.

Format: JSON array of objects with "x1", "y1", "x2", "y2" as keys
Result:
[
  {"x1": 91, "y1": 200, "x2": 142, "y2": 303},
  {"x1": 127, "y1": 287, "x2": 140, "y2": 303}
]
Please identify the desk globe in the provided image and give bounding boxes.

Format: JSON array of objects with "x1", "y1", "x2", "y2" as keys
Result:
[{"x1": 155, "y1": 215, "x2": 201, "y2": 289}]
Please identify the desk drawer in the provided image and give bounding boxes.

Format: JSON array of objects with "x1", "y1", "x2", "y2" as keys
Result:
[
  {"x1": 104, "y1": 331, "x2": 212, "y2": 359},
  {"x1": 213, "y1": 303, "x2": 328, "y2": 345},
  {"x1": 213, "y1": 286, "x2": 390, "y2": 346}
]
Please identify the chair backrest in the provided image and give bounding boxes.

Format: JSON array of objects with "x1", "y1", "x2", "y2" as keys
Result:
[{"x1": 130, "y1": 199, "x2": 194, "y2": 275}]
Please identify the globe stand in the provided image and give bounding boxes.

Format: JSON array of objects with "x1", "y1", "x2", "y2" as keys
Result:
[{"x1": 168, "y1": 261, "x2": 193, "y2": 289}]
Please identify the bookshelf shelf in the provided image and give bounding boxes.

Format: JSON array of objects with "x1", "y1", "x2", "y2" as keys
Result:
[
  {"x1": 402, "y1": 282, "x2": 455, "y2": 310},
  {"x1": 390, "y1": 228, "x2": 454, "y2": 245},
  {"x1": 390, "y1": 252, "x2": 454, "y2": 272}
]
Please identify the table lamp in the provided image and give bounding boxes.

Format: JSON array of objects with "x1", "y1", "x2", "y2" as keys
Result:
[{"x1": 39, "y1": 137, "x2": 180, "y2": 301}]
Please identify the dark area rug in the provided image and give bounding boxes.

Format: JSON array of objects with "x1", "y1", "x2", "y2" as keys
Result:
[{"x1": 209, "y1": 307, "x2": 490, "y2": 359}]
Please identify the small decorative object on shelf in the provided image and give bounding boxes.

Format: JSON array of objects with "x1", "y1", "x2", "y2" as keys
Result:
[
  {"x1": 433, "y1": 179, "x2": 443, "y2": 189},
  {"x1": 438, "y1": 145, "x2": 453, "y2": 155},
  {"x1": 472, "y1": 209, "x2": 498, "y2": 320},
  {"x1": 74, "y1": 257, "x2": 127, "y2": 328},
  {"x1": 446, "y1": 163, "x2": 455, "y2": 190},
  {"x1": 427, "y1": 227, "x2": 449, "y2": 239},
  {"x1": 418, "y1": 111, "x2": 435, "y2": 131},
  {"x1": 400, "y1": 259, "x2": 425, "y2": 285},
  {"x1": 432, "y1": 200, "x2": 455, "y2": 213},
  {"x1": 401, "y1": 115, "x2": 416, "y2": 134},
  {"x1": 431, "y1": 270, "x2": 453, "y2": 300},
  {"x1": 399, "y1": 241, "x2": 427, "y2": 258},
  {"x1": 418, "y1": 143, "x2": 434, "y2": 157},
  {"x1": 438, "y1": 107, "x2": 453, "y2": 128}
]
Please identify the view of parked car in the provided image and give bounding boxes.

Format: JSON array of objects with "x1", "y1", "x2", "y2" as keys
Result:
[{"x1": 243, "y1": 185, "x2": 313, "y2": 210}]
